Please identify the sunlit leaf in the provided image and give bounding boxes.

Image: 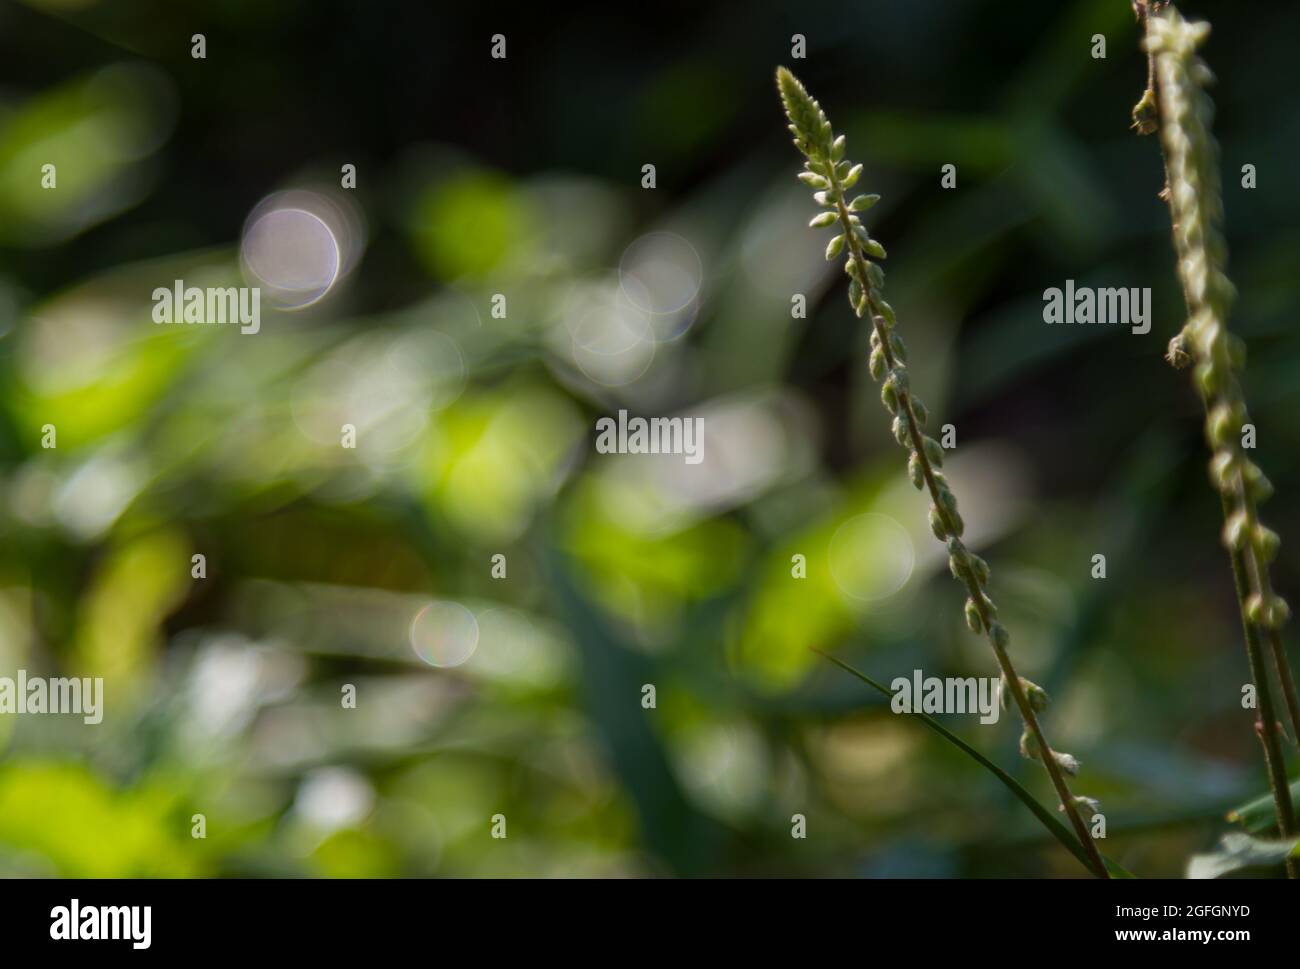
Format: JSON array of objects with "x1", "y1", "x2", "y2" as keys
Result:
[{"x1": 1187, "y1": 832, "x2": 1300, "y2": 879}]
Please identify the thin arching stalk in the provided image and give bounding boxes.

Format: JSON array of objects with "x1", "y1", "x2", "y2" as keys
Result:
[{"x1": 777, "y1": 66, "x2": 1109, "y2": 879}]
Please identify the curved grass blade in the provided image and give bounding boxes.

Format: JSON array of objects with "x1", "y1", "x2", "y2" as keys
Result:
[
  {"x1": 812, "y1": 648, "x2": 1133, "y2": 878},
  {"x1": 1227, "y1": 779, "x2": 1300, "y2": 836}
]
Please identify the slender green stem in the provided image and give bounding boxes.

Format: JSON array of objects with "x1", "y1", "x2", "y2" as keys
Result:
[
  {"x1": 830, "y1": 186, "x2": 1109, "y2": 881},
  {"x1": 1268, "y1": 627, "x2": 1300, "y2": 746},
  {"x1": 776, "y1": 66, "x2": 1108, "y2": 879},
  {"x1": 1135, "y1": 1, "x2": 1298, "y2": 877},
  {"x1": 1222, "y1": 495, "x2": 1299, "y2": 877}
]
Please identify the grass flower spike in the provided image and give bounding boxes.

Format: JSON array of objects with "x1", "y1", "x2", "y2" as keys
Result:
[
  {"x1": 776, "y1": 67, "x2": 1109, "y2": 878},
  {"x1": 1135, "y1": 2, "x2": 1299, "y2": 876}
]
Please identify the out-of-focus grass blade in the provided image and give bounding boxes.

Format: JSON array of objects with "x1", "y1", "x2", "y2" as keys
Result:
[
  {"x1": 547, "y1": 541, "x2": 724, "y2": 875},
  {"x1": 1187, "y1": 832, "x2": 1300, "y2": 879},
  {"x1": 1226, "y1": 779, "x2": 1300, "y2": 835},
  {"x1": 813, "y1": 648, "x2": 1133, "y2": 879}
]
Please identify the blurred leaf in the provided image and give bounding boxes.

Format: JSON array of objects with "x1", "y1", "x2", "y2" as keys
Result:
[
  {"x1": 0, "y1": 64, "x2": 173, "y2": 245},
  {"x1": 560, "y1": 475, "x2": 750, "y2": 627},
  {"x1": 546, "y1": 540, "x2": 723, "y2": 875},
  {"x1": 734, "y1": 446, "x2": 1028, "y2": 691},
  {"x1": 9, "y1": 253, "x2": 237, "y2": 452},
  {"x1": 311, "y1": 828, "x2": 400, "y2": 877},
  {"x1": 75, "y1": 528, "x2": 190, "y2": 697},
  {"x1": 1226, "y1": 779, "x2": 1300, "y2": 836},
  {"x1": 411, "y1": 169, "x2": 538, "y2": 280},
  {"x1": 422, "y1": 380, "x2": 585, "y2": 540},
  {"x1": 1186, "y1": 832, "x2": 1300, "y2": 880},
  {"x1": 0, "y1": 761, "x2": 196, "y2": 876}
]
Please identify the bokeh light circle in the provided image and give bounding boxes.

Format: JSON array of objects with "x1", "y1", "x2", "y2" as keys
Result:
[
  {"x1": 828, "y1": 513, "x2": 916, "y2": 602},
  {"x1": 409, "y1": 600, "x2": 479, "y2": 668},
  {"x1": 239, "y1": 188, "x2": 366, "y2": 310},
  {"x1": 241, "y1": 207, "x2": 339, "y2": 308},
  {"x1": 567, "y1": 283, "x2": 656, "y2": 387},
  {"x1": 618, "y1": 231, "x2": 703, "y2": 315}
]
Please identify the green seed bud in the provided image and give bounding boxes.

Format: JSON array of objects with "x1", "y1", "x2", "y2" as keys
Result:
[
  {"x1": 1019, "y1": 729, "x2": 1041, "y2": 760},
  {"x1": 1222, "y1": 510, "x2": 1249, "y2": 550},
  {"x1": 1246, "y1": 594, "x2": 1266, "y2": 625},
  {"x1": 881, "y1": 379, "x2": 899, "y2": 414},
  {"x1": 809, "y1": 211, "x2": 837, "y2": 228},
  {"x1": 1022, "y1": 678, "x2": 1049, "y2": 713},
  {"x1": 964, "y1": 597, "x2": 982, "y2": 633},
  {"x1": 1265, "y1": 595, "x2": 1291, "y2": 629},
  {"x1": 1052, "y1": 751, "x2": 1081, "y2": 776},
  {"x1": 1254, "y1": 525, "x2": 1281, "y2": 563},
  {"x1": 891, "y1": 414, "x2": 911, "y2": 447},
  {"x1": 869, "y1": 345, "x2": 887, "y2": 381},
  {"x1": 989, "y1": 621, "x2": 1010, "y2": 650},
  {"x1": 1207, "y1": 404, "x2": 1236, "y2": 449},
  {"x1": 929, "y1": 507, "x2": 947, "y2": 541},
  {"x1": 936, "y1": 486, "x2": 959, "y2": 517},
  {"x1": 1208, "y1": 451, "x2": 1236, "y2": 492},
  {"x1": 907, "y1": 452, "x2": 924, "y2": 489},
  {"x1": 1243, "y1": 463, "x2": 1273, "y2": 503},
  {"x1": 888, "y1": 332, "x2": 907, "y2": 362},
  {"x1": 1195, "y1": 360, "x2": 1221, "y2": 397}
]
